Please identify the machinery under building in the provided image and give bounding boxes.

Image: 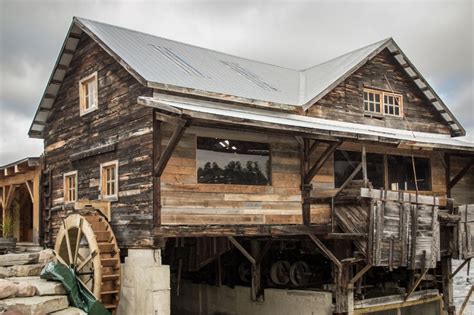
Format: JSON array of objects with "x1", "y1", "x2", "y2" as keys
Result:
[{"x1": 2, "y1": 16, "x2": 474, "y2": 314}]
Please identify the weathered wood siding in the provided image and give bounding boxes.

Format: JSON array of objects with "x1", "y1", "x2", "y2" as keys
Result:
[
  {"x1": 160, "y1": 126, "x2": 331, "y2": 225},
  {"x1": 306, "y1": 49, "x2": 451, "y2": 135},
  {"x1": 451, "y1": 156, "x2": 474, "y2": 205},
  {"x1": 43, "y1": 34, "x2": 154, "y2": 247}
]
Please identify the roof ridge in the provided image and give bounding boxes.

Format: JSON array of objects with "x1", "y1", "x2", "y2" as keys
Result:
[{"x1": 302, "y1": 37, "x2": 392, "y2": 72}]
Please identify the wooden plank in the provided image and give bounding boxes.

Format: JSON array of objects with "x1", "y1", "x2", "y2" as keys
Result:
[
  {"x1": 227, "y1": 236, "x2": 256, "y2": 265},
  {"x1": 304, "y1": 140, "x2": 342, "y2": 184},
  {"x1": 307, "y1": 233, "x2": 342, "y2": 269},
  {"x1": 349, "y1": 264, "x2": 372, "y2": 285},
  {"x1": 153, "y1": 116, "x2": 162, "y2": 227},
  {"x1": 448, "y1": 158, "x2": 474, "y2": 190}
]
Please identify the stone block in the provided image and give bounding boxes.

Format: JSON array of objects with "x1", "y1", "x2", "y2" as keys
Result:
[
  {"x1": 8, "y1": 264, "x2": 44, "y2": 277},
  {"x1": 0, "y1": 253, "x2": 39, "y2": 267},
  {"x1": 0, "y1": 295, "x2": 68, "y2": 314},
  {"x1": 38, "y1": 249, "x2": 56, "y2": 264},
  {"x1": 16, "y1": 282, "x2": 36, "y2": 297},
  {"x1": 0, "y1": 279, "x2": 18, "y2": 299},
  {"x1": 7, "y1": 276, "x2": 66, "y2": 296},
  {"x1": 0, "y1": 267, "x2": 14, "y2": 279},
  {"x1": 49, "y1": 307, "x2": 87, "y2": 314}
]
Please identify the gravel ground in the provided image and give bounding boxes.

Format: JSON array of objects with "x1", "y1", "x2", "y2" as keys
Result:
[{"x1": 453, "y1": 259, "x2": 474, "y2": 315}]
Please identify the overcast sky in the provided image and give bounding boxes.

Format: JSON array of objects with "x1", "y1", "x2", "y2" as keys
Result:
[{"x1": 0, "y1": 0, "x2": 472, "y2": 165}]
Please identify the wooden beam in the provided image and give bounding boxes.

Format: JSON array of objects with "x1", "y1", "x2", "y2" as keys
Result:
[
  {"x1": 25, "y1": 180, "x2": 34, "y2": 202},
  {"x1": 334, "y1": 162, "x2": 362, "y2": 197},
  {"x1": 349, "y1": 264, "x2": 372, "y2": 286},
  {"x1": 154, "y1": 224, "x2": 328, "y2": 238},
  {"x1": 362, "y1": 145, "x2": 368, "y2": 187},
  {"x1": 153, "y1": 115, "x2": 162, "y2": 227},
  {"x1": 448, "y1": 158, "x2": 474, "y2": 190},
  {"x1": 227, "y1": 236, "x2": 256, "y2": 265},
  {"x1": 155, "y1": 111, "x2": 187, "y2": 126},
  {"x1": 154, "y1": 120, "x2": 190, "y2": 177},
  {"x1": 307, "y1": 233, "x2": 342, "y2": 269},
  {"x1": 305, "y1": 140, "x2": 342, "y2": 184},
  {"x1": 449, "y1": 258, "x2": 471, "y2": 279},
  {"x1": 405, "y1": 267, "x2": 429, "y2": 301},
  {"x1": 458, "y1": 285, "x2": 473, "y2": 315}
]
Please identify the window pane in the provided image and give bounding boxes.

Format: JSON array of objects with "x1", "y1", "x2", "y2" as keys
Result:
[
  {"x1": 376, "y1": 103, "x2": 380, "y2": 113},
  {"x1": 395, "y1": 107, "x2": 400, "y2": 116},
  {"x1": 387, "y1": 155, "x2": 431, "y2": 191},
  {"x1": 369, "y1": 93, "x2": 374, "y2": 101},
  {"x1": 197, "y1": 137, "x2": 271, "y2": 185},
  {"x1": 364, "y1": 102, "x2": 368, "y2": 111},
  {"x1": 364, "y1": 92, "x2": 368, "y2": 100},
  {"x1": 370, "y1": 103, "x2": 374, "y2": 112},
  {"x1": 375, "y1": 94, "x2": 380, "y2": 102}
]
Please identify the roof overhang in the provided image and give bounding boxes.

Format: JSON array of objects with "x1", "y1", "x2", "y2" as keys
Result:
[
  {"x1": 0, "y1": 157, "x2": 40, "y2": 179},
  {"x1": 139, "y1": 95, "x2": 474, "y2": 152}
]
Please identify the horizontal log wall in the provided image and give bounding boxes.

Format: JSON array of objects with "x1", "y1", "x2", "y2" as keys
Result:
[
  {"x1": 307, "y1": 49, "x2": 451, "y2": 135},
  {"x1": 160, "y1": 126, "x2": 332, "y2": 225},
  {"x1": 43, "y1": 34, "x2": 154, "y2": 248}
]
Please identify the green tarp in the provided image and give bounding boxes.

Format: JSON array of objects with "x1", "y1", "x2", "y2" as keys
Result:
[{"x1": 40, "y1": 262, "x2": 110, "y2": 315}]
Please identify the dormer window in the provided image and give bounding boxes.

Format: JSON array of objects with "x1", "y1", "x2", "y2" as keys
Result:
[
  {"x1": 79, "y1": 72, "x2": 98, "y2": 116},
  {"x1": 363, "y1": 88, "x2": 403, "y2": 117}
]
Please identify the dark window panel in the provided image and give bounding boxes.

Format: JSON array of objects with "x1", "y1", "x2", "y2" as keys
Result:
[{"x1": 197, "y1": 137, "x2": 271, "y2": 186}]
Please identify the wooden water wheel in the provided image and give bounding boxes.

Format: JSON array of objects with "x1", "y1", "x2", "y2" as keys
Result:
[{"x1": 54, "y1": 212, "x2": 121, "y2": 313}]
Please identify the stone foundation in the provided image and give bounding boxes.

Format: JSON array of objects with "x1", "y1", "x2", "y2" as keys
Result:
[{"x1": 117, "y1": 249, "x2": 170, "y2": 315}]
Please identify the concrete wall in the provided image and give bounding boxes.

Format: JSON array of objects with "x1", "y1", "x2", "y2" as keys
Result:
[{"x1": 172, "y1": 281, "x2": 332, "y2": 315}]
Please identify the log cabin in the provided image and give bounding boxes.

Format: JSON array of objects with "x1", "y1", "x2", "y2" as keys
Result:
[{"x1": 25, "y1": 17, "x2": 474, "y2": 314}]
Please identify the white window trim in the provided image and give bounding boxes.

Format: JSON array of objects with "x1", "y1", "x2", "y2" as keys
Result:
[
  {"x1": 100, "y1": 160, "x2": 119, "y2": 202},
  {"x1": 363, "y1": 88, "x2": 404, "y2": 117},
  {"x1": 63, "y1": 170, "x2": 78, "y2": 204},
  {"x1": 79, "y1": 71, "x2": 98, "y2": 116}
]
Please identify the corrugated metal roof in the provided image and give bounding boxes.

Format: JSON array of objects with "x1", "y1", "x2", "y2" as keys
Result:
[
  {"x1": 28, "y1": 17, "x2": 465, "y2": 138},
  {"x1": 138, "y1": 96, "x2": 474, "y2": 152}
]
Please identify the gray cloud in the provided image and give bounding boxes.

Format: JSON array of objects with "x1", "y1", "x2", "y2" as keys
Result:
[{"x1": 1, "y1": 0, "x2": 473, "y2": 164}]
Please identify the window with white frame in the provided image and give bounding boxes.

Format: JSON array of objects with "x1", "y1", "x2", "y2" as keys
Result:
[
  {"x1": 100, "y1": 161, "x2": 118, "y2": 200},
  {"x1": 63, "y1": 171, "x2": 78, "y2": 203},
  {"x1": 79, "y1": 72, "x2": 98, "y2": 115},
  {"x1": 363, "y1": 88, "x2": 403, "y2": 117}
]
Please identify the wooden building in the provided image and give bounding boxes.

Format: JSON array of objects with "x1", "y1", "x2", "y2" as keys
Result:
[
  {"x1": 0, "y1": 158, "x2": 41, "y2": 244},
  {"x1": 27, "y1": 17, "x2": 474, "y2": 314}
]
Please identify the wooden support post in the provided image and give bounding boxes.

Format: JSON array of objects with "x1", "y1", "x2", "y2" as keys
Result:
[
  {"x1": 300, "y1": 138, "x2": 312, "y2": 225},
  {"x1": 458, "y1": 285, "x2": 473, "y2": 315},
  {"x1": 335, "y1": 163, "x2": 363, "y2": 197},
  {"x1": 449, "y1": 258, "x2": 471, "y2": 279},
  {"x1": 445, "y1": 153, "x2": 451, "y2": 198},
  {"x1": 153, "y1": 115, "x2": 162, "y2": 227},
  {"x1": 308, "y1": 234, "x2": 342, "y2": 269},
  {"x1": 153, "y1": 118, "x2": 189, "y2": 177},
  {"x1": 349, "y1": 264, "x2": 372, "y2": 286},
  {"x1": 227, "y1": 236, "x2": 256, "y2": 265},
  {"x1": 304, "y1": 140, "x2": 342, "y2": 184},
  {"x1": 405, "y1": 266, "x2": 429, "y2": 301},
  {"x1": 250, "y1": 240, "x2": 263, "y2": 301},
  {"x1": 362, "y1": 144, "x2": 368, "y2": 188},
  {"x1": 442, "y1": 256, "x2": 456, "y2": 315},
  {"x1": 335, "y1": 263, "x2": 354, "y2": 314},
  {"x1": 227, "y1": 236, "x2": 262, "y2": 301}
]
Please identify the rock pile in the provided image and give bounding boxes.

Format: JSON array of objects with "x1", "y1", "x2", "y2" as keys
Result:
[{"x1": 0, "y1": 250, "x2": 85, "y2": 314}]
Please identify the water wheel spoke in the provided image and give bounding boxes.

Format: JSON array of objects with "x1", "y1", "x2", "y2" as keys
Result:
[
  {"x1": 63, "y1": 221, "x2": 74, "y2": 265},
  {"x1": 77, "y1": 250, "x2": 97, "y2": 272},
  {"x1": 73, "y1": 218, "x2": 83, "y2": 266}
]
